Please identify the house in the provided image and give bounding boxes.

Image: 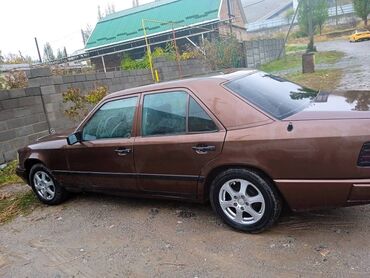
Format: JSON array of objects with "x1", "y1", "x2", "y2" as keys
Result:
[
  {"x1": 86, "y1": 0, "x2": 247, "y2": 71},
  {"x1": 244, "y1": 0, "x2": 355, "y2": 32},
  {"x1": 241, "y1": 0, "x2": 293, "y2": 24}
]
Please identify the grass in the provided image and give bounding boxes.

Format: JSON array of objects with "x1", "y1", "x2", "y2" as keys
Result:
[
  {"x1": 285, "y1": 69, "x2": 343, "y2": 91},
  {"x1": 0, "y1": 160, "x2": 22, "y2": 187},
  {"x1": 0, "y1": 160, "x2": 38, "y2": 224},
  {"x1": 0, "y1": 191, "x2": 39, "y2": 224},
  {"x1": 285, "y1": 44, "x2": 307, "y2": 54},
  {"x1": 260, "y1": 51, "x2": 344, "y2": 73}
]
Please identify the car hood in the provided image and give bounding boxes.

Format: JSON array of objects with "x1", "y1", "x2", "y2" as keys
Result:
[
  {"x1": 36, "y1": 128, "x2": 75, "y2": 143},
  {"x1": 285, "y1": 90, "x2": 370, "y2": 121}
]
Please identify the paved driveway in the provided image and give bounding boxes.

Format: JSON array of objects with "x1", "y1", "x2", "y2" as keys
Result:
[{"x1": 317, "y1": 39, "x2": 370, "y2": 90}]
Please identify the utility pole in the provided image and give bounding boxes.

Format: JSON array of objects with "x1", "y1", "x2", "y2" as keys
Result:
[
  {"x1": 279, "y1": 0, "x2": 301, "y2": 58},
  {"x1": 34, "y1": 37, "x2": 42, "y2": 63},
  {"x1": 227, "y1": 0, "x2": 233, "y2": 34},
  {"x1": 307, "y1": 0, "x2": 314, "y2": 52}
]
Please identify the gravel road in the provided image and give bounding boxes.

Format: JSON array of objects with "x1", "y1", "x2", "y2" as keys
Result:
[{"x1": 317, "y1": 39, "x2": 370, "y2": 90}]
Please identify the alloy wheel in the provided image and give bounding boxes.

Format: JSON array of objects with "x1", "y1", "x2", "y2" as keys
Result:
[{"x1": 218, "y1": 179, "x2": 265, "y2": 225}]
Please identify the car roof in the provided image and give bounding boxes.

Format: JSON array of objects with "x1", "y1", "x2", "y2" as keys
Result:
[{"x1": 105, "y1": 69, "x2": 257, "y2": 100}]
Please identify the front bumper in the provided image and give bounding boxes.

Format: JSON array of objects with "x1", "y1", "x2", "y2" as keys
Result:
[{"x1": 16, "y1": 166, "x2": 28, "y2": 184}]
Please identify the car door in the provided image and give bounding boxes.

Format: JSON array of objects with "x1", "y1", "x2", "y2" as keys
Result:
[
  {"x1": 134, "y1": 89, "x2": 226, "y2": 198},
  {"x1": 60, "y1": 95, "x2": 139, "y2": 192}
]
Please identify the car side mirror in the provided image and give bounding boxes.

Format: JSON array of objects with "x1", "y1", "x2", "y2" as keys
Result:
[{"x1": 67, "y1": 132, "x2": 82, "y2": 145}]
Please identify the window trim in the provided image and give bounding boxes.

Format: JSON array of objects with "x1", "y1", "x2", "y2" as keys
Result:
[
  {"x1": 138, "y1": 88, "x2": 221, "y2": 138},
  {"x1": 77, "y1": 95, "x2": 140, "y2": 142}
]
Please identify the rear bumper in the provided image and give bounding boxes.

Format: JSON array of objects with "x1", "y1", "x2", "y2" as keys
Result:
[
  {"x1": 347, "y1": 183, "x2": 370, "y2": 202},
  {"x1": 275, "y1": 179, "x2": 370, "y2": 211},
  {"x1": 16, "y1": 166, "x2": 28, "y2": 184}
]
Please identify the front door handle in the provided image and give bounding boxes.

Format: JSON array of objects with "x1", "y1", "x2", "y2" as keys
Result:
[
  {"x1": 114, "y1": 148, "x2": 132, "y2": 156},
  {"x1": 192, "y1": 145, "x2": 216, "y2": 154}
]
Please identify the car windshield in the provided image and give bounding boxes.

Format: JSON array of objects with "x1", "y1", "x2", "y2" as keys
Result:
[{"x1": 225, "y1": 72, "x2": 319, "y2": 120}]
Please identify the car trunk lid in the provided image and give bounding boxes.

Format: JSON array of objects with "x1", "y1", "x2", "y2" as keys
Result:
[{"x1": 284, "y1": 90, "x2": 370, "y2": 121}]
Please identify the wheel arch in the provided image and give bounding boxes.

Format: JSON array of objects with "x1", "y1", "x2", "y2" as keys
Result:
[
  {"x1": 202, "y1": 164, "x2": 289, "y2": 208},
  {"x1": 24, "y1": 158, "x2": 44, "y2": 181}
]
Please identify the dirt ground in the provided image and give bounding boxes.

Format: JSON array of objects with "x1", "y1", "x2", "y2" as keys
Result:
[
  {"x1": 1, "y1": 185, "x2": 370, "y2": 278},
  {"x1": 1, "y1": 39, "x2": 370, "y2": 278}
]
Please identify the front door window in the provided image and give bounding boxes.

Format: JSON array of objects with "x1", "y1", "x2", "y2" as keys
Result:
[{"x1": 83, "y1": 97, "x2": 138, "y2": 141}]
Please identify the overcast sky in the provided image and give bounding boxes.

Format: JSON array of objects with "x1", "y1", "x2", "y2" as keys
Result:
[{"x1": 0, "y1": 0, "x2": 154, "y2": 60}]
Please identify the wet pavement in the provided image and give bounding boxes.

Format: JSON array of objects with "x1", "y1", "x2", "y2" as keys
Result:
[{"x1": 317, "y1": 39, "x2": 370, "y2": 90}]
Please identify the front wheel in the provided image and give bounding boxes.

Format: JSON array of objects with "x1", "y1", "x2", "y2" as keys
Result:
[
  {"x1": 29, "y1": 164, "x2": 69, "y2": 205},
  {"x1": 210, "y1": 169, "x2": 282, "y2": 233}
]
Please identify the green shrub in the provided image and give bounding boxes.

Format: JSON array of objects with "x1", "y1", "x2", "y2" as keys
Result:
[
  {"x1": 63, "y1": 86, "x2": 108, "y2": 121},
  {"x1": 202, "y1": 36, "x2": 243, "y2": 70},
  {"x1": 120, "y1": 43, "x2": 191, "y2": 71}
]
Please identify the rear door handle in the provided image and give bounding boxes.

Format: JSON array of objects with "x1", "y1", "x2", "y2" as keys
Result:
[
  {"x1": 114, "y1": 148, "x2": 132, "y2": 156},
  {"x1": 192, "y1": 145, "x2": 216, "y2": 154}
]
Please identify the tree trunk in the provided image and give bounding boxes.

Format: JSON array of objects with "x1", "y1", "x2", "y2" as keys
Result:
[
  {"x1": 307, "y1": 0, "x2": 315, "y2": 52},
  {"x1": 365, "y1": 18, "x2": 368, "y2": 27}
]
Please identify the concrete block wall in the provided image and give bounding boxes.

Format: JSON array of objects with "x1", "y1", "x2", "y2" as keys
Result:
[
  {"x1": 154, "y1": 57, "x2": 212, "y2": 82},
  {"x1": 243, "y1": 38, "x2": 285, "y2": 69},
  {"x1": 0, "y1": 88, "x2": 49, "y2": 164}
]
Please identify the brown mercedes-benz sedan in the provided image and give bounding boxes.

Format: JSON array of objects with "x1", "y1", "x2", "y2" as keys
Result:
[{"x1": 16, "y1": 70, "x2": 370, "y2": 233}]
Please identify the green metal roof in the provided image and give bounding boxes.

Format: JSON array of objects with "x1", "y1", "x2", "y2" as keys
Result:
[{"x1": 86, "y1": 0, "x2": 222, "y2": 50}]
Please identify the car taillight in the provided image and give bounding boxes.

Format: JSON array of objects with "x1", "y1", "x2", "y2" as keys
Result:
[{"x1": 358, "y1": 143, "x2": 370, "y2": 167}]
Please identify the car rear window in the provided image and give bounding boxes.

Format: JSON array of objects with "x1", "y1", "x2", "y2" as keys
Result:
[{"x1": 225, "y1": 72, "x2": 319, "y2": 119}]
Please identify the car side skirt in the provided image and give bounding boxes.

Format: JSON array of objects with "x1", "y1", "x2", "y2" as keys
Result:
[{"x1": 274, "y1": 179, "x2": 370, "y2": 211}]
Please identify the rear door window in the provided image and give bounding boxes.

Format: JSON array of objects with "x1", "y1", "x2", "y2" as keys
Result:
[
  {"x1": 142, "y1": 91, "x2": 187, "y2": 136},
  {"x1": 188, "y1": 97, "x2": 218, "y2": 132},
  {"x1": 141, "y1": 91, "x2": 218, "y2": 136}
]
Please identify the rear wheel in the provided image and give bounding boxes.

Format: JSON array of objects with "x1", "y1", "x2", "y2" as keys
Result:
[
  {"x1": 210, "y1": 169, "x2": 282, "y2": 233},
  {"x1": 29, "y1": 164, "x2": 68, "y2": 205}
]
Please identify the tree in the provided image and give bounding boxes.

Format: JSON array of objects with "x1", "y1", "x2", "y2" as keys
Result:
[
  {"x1": 353, "y1": 0, "x2": 370, "y2": 26},
  {"x1": 81, "y1": 24, "x2": 92, "y2": 45},
  {"x1": 0, "y1": 50, "x2": 4, "y2": 64},
  {"x1": 285, "y1": 8, "x2": 295, "y2": 24},
  {"x1": 3, "y1": 53, "x2": 32, "y2": 64},
  {"x1": 97, "y1": 3, "x2": 116, "y2": 20},
  {"x1": 97, "y1": 5, "x2": 103, "y2": 20},
  {"x1": 56, "y1": 49, "x2": 64, "y2": 60},
  {"x1": 316, "y1": 1, "x2": 330, "y2": 35},
  {"x1": 43, "y1": 42, "x2": 55, "y2": 62},
  {"x1": 298, "y1": 0, "x2": 329, "y2": 51},
  {"x1": 105, "y1": 3, "x2": 115, "y2": 15}
]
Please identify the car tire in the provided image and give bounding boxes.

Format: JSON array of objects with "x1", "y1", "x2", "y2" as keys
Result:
[
  {"x1": 29, "y1": 164, "x2": 68, "y2": 205},
  {"x1": 210, "y1": 168, "x2": 282, "y2": 233}
]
